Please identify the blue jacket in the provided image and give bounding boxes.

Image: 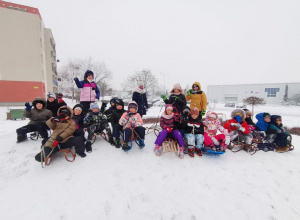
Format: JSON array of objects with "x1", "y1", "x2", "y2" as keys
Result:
[
  {"x1": 132, "y1": 92, "x2": 148, "y2": 116},
  {"x1": 255, "y1": 113, "x2": 269, "y2": 131}
]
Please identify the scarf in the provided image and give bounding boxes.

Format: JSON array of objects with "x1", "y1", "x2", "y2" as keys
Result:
[
  {"x1": 132, "y1": 87, "x2": 146, "y2": 94},
  {"x1": 161, "y1": 112, "x2": 174, "y2": 120}
]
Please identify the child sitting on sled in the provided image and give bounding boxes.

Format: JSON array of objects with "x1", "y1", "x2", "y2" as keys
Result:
[
  {"x1": 84, "y1": 103, "x2": 109, "y2": 153},
  {"x1": 154, "y1": 104, "x2": 185, "y2": 158},
  {"x1": 203, "y1": 111, "x2": 230, "y2": 152},
  {"x1": 119, "y1": 101, "x2": 145, "y2": 151},
  {"x1": 181, "y1": 107, "x2": 205, "y2": 157}
]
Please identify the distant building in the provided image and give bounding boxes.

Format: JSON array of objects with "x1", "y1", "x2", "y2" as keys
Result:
[
  {"x1": 207, "y1": 82, "x2": 300, "y2": 105},
  {"x1": 0, "y1": 0, "x2": 58, "y2": 105}
]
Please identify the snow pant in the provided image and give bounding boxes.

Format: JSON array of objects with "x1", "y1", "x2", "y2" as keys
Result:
[
  {"x1": 230, "y1": 130, "x2": 253, "y2": 145},
  {"x1": 123, "y1": 127, "x2": 145, "y2": 142},
  {"x1": 80, "y1": 101, "x2": 92, "y2": 116},
  {"x1": 274, "y1": 133, "x2": 288, "y2": 147},
  {"x1": 113, "y1": 123, "x2": 123, "y2": 141},
  {"x1": 16, "y1": 122, "x2": 49, "y2": 139},
  {"x1": 86, "y1": 122, "x2": 111, "y2": 141},
  {"x1": 184, "y1": 133, "x2": 204, "y2": 149},
  {"x1": 41, "y1": 136, "x2": 86, "y2": 155},
  {"x1": 155, "y1": 129, "x2": 185, "y2": 147},
  {"x1": 204, "y1": 132, "x2": 230, "y2": 146}
]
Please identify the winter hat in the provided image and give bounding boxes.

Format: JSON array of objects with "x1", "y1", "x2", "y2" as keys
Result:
[
  {"x1": 56, "y1": 93, "x2": 63, "y2": 99},
  {"x1": 243, "y1": 109, "x2": 253, "y2": 116},
  {"x1": 137, "y1": 80, "x2": 144, "y2": 87},
  {"x1": 170, "y1": 83, "x2": 184, "y2": 95},
  {"x1": 90, "y1": 103, "x2": 99, "y2": 109},
  {"x1": 165, "y1": 104, "x2": 173, "y2": 112},
  {"x1": 85, "y1": 70, "x2": 94, "y2": 77},
  {"x1": 263, "y1": 112, "x2": 271, "y2": 119},
  {"x1": 128, "y1": 101, "x2": 138, "y2": 110},
  {"x1": 115, "y1": 99, "x2": 124, "y2": 107},
  {"x1": 231, "y1": 109, "x2": 246, "y2": 119},
  {"x1": 74, "y1": 106, "x2": 82, "y2": 112},
  {"x1": 47, "y1": 92, "x2": 56, "y2": 99},
  {"x1": 110, "y1": 97, "x2": 119, "y2": 105},
  {"x1": 182, "y1": 106, "x2": 190, "y2": 115},
  {"x1": 208, "y1": 112, "x2": 218, "y2": 119},
  {"x1": 59, "y1": 108, "x2": 71, "y2": 117},
  {"x1": 190, "y1": 107, "x2": 199, "y2": 116}
]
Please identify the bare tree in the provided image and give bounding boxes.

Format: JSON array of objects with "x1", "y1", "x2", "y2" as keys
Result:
[
  {"x1": 58, "y1": 57, "x2": 113, "y2": 99},
  {"x1": 243, "y1": 96, "x2": 265, "y2": 115},
  {"x1": 121, "y1": 69, "x2": 159, "y2": 98}
]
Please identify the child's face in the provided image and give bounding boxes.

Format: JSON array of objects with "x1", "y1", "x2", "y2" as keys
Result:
[
  {"x1": 129, "y1": 108, "x2": 136, "y2": 113},
  {"x1": 74, "y1": 109, "x2": 82, "y2": 115},
  {"x1": 111, "y1": 103, "x2": 115, "y2": 106},
  {"x1": 36, "y1": 103, "x2": 43, "y2": 109},
  {"x1": 193, "y1": 86, "x2": 199, "y2": 91},
  {"x1": 264, "y1": 118, "x2": 271, "y2": 123},
  {"x1": 191, "y1": 114, "x2": 198, "y2": 119},
  {"x1": 92, "y1": 108, "x2": 99, "y2": 113},
  {"x1": 276, "y1": 118, "x2": 281, "y2": 125},
  {"x1": 174, "y1": 89, "x2": 180, "y2": 93},
  {"x1": 87, "y1": 75, "x2": 93, "y2": 81},
  {"x1": 116, "y1": 105, "x2": 123, "y2": 110},
  {"x1": 166, "y1": 108, "x2": 173, "y2": 115},
  {"x1": 48, "y1": 97, "x2": 55, "y2": 103},
  {"x1": 208, "y1": 117, "x2": 215, "y2": 121},
  {"x1": 246, "y1": 114, "x2": 251, "y2": 118}
]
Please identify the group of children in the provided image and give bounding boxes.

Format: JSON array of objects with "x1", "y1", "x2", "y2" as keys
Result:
[{"x1": 16, "y1": 71, "x2": 293, "y2": 162}]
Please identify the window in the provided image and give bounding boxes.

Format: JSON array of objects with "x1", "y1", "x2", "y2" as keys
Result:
[
  {"x1": 225, "y1": 97, "x2": 237, "y2": 102},
  {"x1": 265, "y1": 88, "x2": 280, "y2": 97}
]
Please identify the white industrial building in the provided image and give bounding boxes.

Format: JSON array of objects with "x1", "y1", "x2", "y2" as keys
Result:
[{"x1": 207, "y1": 82, "x2": 300, "y2": 105}]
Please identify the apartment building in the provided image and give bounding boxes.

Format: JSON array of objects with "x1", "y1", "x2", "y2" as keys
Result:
[{"x1": 0, "y1": 0, "x2": 58, "y2": 105}]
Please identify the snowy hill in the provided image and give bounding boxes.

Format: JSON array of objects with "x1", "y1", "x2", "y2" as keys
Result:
[{"x1": 1, "y1": 101, "x2": 300, "y2": 220}]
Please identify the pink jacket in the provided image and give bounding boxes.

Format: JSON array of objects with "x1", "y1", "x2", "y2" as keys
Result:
[
  {"x1": 203, "y1": 118, "x2": 228, "y2": 136},
  {"x1": 119, "y1": 112, "x2": 143, "y2": 129}
]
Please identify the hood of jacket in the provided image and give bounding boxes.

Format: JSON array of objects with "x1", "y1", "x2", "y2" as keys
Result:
[
  {"x1": 192, "y1": 82, "x2": 201, "y2": 91},
  {"x1": 57, "y1": 105, "x2": 74, "y2": 119},
  {"x1": 231, "y1": 109, "x2": 246, "y2": 120},
  {"x1": 32, "y1": 97, "x2": 47, "y2": 110},
  {"x1": 270, "y1": 115, "x2": 282, "y2": 128}
]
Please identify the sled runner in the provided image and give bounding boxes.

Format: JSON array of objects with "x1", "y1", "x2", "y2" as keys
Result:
[
  {"x1": 229, "y1": 141, "x2": 257, "y2": 155},
  {"x1": 120, "y1": 128, "x2": 145, "y2": 152},
  {"x1": 41, "y1": 146, "x2": 76, "y2": 168}
]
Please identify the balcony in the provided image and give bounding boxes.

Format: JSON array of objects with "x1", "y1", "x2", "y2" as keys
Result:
[{"x1": 50, "y1": 38, "x2": 56, "y2": 53}]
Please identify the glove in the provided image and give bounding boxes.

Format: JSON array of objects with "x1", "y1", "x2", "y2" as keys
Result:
[
  {"x1": 53, "y1": 140, "x2": 60, "y2": 148},
  {"x1": 276, "y1": 129, "x2": 282, "y2": 134},
  {"x1": 230, "y1": 123, "x2": 240, "y2": 128},
  {"x1": 239, "y1": 127, "x2": 246, "y2": 132},
  {"x1": 166, "y1": 127, "x2": 172, "y2": 133},
  {"x1": 51, "y1": 117, "x2": 60, "y2": 124},
  {"x1": 201, "y1": 109, "x2": 206, "y2": 117},
  {"x1": 57, "y1": 113, "x2": 68, "y2": 122},
  {"x1": 187, "y1": 89, "x2": 193, "y2": 96},
  {"x1": 125, "y1": 112, "x2": 132, "y2": 120},
  {"x1": 25, "y1": 102, "x2": 32, "y2": 111},
  {"x1": 74, "y1": 77, "x2": 78, "y2": 81},
  {"x1": 160, "y1": 95, "x2": 167, "y2": 101},
  {"x1": 131, "y1": 123, "x2": 136, "y2": 128}
]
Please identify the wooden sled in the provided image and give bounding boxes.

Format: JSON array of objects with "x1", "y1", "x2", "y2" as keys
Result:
[
  {"x1": 42, "y1": 147, "x2": 76, "y2": 168},
  {"x1": 161, "y1": 138, "x2": 179, "y2": 155}
]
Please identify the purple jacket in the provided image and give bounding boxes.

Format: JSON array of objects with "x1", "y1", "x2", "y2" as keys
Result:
[{"x1": 74, "y1": 70, "x2": 100, "y2": 102}]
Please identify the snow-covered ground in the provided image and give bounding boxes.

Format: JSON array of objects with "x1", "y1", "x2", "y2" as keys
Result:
[{"x1": 1, "y1": 100, "x2": 300, "y2": 220}]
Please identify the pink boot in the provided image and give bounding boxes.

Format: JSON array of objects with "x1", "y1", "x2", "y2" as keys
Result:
[{"x1": 178, "y1": 146, "x2": 184, "y2": 159}]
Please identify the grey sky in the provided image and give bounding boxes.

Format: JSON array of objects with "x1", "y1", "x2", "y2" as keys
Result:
[{"x1": 11, "y1": 0, "x2": 300, "y2": 91}]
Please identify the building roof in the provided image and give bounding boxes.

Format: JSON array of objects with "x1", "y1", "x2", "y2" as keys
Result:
[{"x1": 0, "y1": 0, "x2": 42, "y2": 20}]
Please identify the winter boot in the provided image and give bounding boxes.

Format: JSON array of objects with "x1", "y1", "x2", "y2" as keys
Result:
[
  {"x1": 195, "y1": 147, "x2": 202, "y2": 156},
  {"x1": 77, "y1": 152, "x2": 87, "y2": 158},
  {"x1": 109, "y1": 136, "x2": 115, "y2": 146},
  {"x1": 115, "y1": 140, "x2": 121, "y2": 148},
  {"x1": 85, "y1": 141, "x2": 92, "y2": 153},
  {"x1": 154, "y1": 144, "x2": 163, "y2": 156},
  {"x1": 35, "y1": 147, "x2": 53, "y2": 162},
  {"x1": 188, "y1": 148, "x2": 195, "y2": 157},
  {"x1": 17, "y1": 134, "x2": 27, "y2": 143},
  {"x1": 178, "y1": 146, "x2": 184, "y2": 159},
  {"x1": 122, "y1": 142, "x2": 131, "y2": 152},
  {"x1": 220, "y1": 143, "x2": 228, "y2": 152}
]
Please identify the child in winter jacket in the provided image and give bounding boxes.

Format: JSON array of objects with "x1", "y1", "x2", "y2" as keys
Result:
[
  {"x1": 255, "y1": 112, "x2": 271, "y2": 131},
  {"x1": 74, "y1": 70, "x2": 100, "y2": 115},
  {"x1": 203, "y1": 111, "x2": 230, "y2": 152},
  {"x1": 16, "y1": 97, "x2": 52, "y2": 143},
  {"x1": 224, "y1": 109, "x2": 253, "y2": 145},
  {"x1": 119, "y1": 101, "x2": 145, "y2": 151},
  {"x1": 46, "y1": 92, "x2": 67, "y2": 117},
  {"x1": 35, "y1": 106, "x2": 86, "y2": 162},
  {"x1": 102, "y1": 98, "x2": 126, "y2": 148},
  {"x1": 72, "y1": 103, "x2": 85, "y2": 137},
  {"x1": 185, "y1": 82, "x2": 207, "y2": 117},
  {"x1": 154, "y1": 104, "x2": 185, "y2": 159},
  {"x1": 84, "y1": 103, "x2": 109, "y2": 153},
  {"x1": 132, "y1": 80, "x2": 148, "y2": 117},
  {"x1": 181, "y1": 107, "x2": 204, "y2": 157},
  {"x1": 161, "y1": 83, "x2": 187, "y2": 114},
  {"x1": 267, "y1": 115, "x2": 291, "y2": 152}
]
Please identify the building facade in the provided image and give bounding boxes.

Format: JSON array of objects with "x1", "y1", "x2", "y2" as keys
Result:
[
  {"x1": 0, "y1": 1, "x2": 58, "y2": 105},
  {"x1": 207, "y1": 82, "x2": 300, "y2": 105}
]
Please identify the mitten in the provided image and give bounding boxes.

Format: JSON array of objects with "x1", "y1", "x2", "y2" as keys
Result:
[
  {"x1": 201, "y1": 109, "x2": 206, "y2": 117},
  {"x1": 51, "y1": 117, "x2": 60, "y2": 124},
  {"x1": 74, "y1": 77, "x2": 78, "y2": 81},
  {"x1": 239, "y1": 126, "x2": 246, "y2": 132},
  {"x1": 187, "y1": 89, "x2": 193, "y2": 96},
  {"x1": 53, "y1": 140, "x2": 60, "y2": 148},
  {"x1": 160, "y1": 95, "x2": 167, "y2": 101},
  {"x1": 131, "y1": 123, "x2": 136, "y2": 128},
  {"x1": 25, "y1": 102, "x2": 32, "y2": 111},
  {"x1": 125, "y1": 113, "x2": 132, "y2": 120},
  {"x1": 166, "y1": 127, "x2": 172, "y2": 133}
]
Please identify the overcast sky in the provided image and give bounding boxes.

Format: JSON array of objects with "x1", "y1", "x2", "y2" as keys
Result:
[{"x1": 10, "y1": 0, "x2": 300, "y2": 91}]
